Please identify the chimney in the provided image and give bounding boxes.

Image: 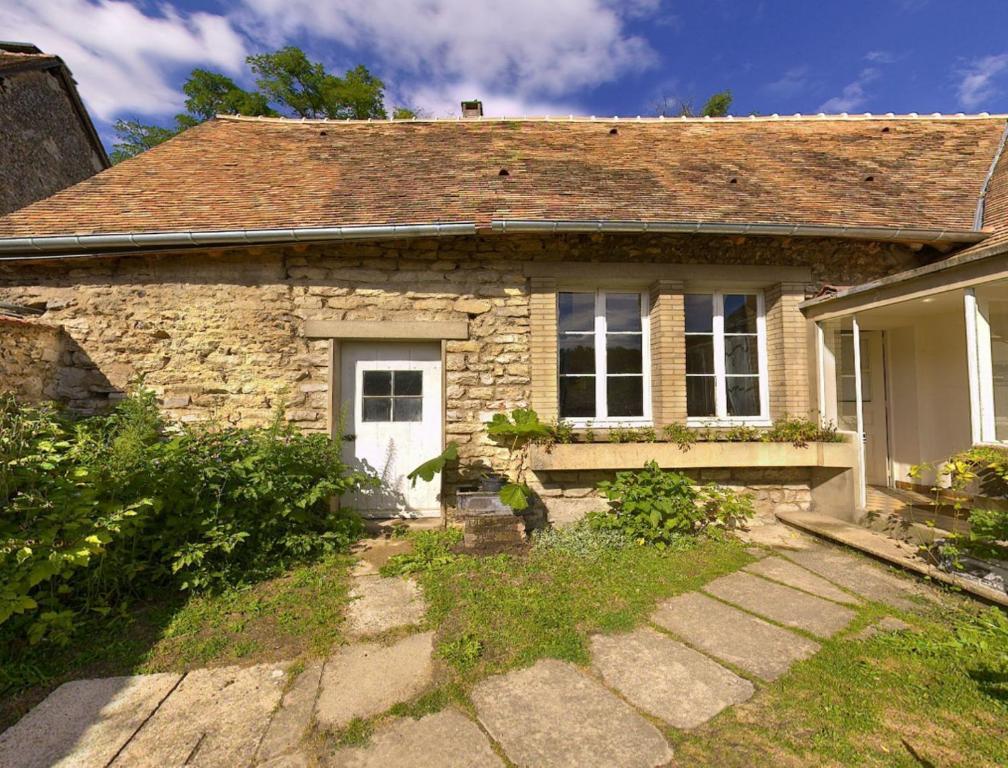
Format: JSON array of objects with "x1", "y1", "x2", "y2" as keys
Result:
[{"x1": 461, "y1": 99, "x2": 483, "y2": 119}]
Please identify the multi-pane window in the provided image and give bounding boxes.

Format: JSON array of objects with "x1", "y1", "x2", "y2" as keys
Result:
[
  {"x1": 558, "y1": 291, "x2": 649, "y2": 421},
  {"x1": 685, "y1": 292, "x2": 767, "y2": 421},
  {"x1": 361, "y1": 370, "x2": 423, "y2": 422}
]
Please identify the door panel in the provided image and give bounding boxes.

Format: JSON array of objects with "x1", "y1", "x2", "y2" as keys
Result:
[
  {"x1": 861, "y1": 332, "x2": 889, "y2": 486},
  {"x1": 340, "y1": 342, "x2": 442, "y2": 517}
]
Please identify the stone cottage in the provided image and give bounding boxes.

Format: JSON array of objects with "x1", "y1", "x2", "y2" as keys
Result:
[
  {"x1": 0, "y1": 42, "x2": 109, "y2": 216},
  {"x1": 1, "y1": 111, "x2": 1007, "y2": 525}
]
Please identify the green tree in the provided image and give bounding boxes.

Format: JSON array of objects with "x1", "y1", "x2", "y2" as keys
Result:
[
  {"x1": 248, "y1": 49, "x2": 386, "y2": 120},
  {"x1": 177, "y1": 69, "x2": 275, "y2": 126},
  {"x1": 109, "y1": 120, "x2": 179, "y2": 164},
  {"x1": 110, "y1": 47, "x2": 392, "y2": 162},
  {"x1": 700, "y1": 90, "x2": 732, "y2": 117},
  {"x1": 653, "y1": 90, "x2": 734, "y2": 118}
]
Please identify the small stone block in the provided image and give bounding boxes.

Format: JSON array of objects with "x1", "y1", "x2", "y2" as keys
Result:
[
  {"x1": 652, "y1": 592, "x2": 819, "y2": 681},
  {"x1": 256, "y1": 662, "x2": 323, "y2": 762},
  {"x1": 703, "y1": 571, "x2": 856, "y2": 638},
  {"x1": 327, "y1": 708, "x2": 504, "y2": 767},
  {"x1": 591, "y1": 628, "x2": 754, "y2": 729},
  {"x1": 472, "y1": 658, "x2": 673, "y2": 768}
]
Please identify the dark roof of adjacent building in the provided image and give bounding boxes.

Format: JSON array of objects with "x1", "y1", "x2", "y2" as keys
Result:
[
  {"x1": 0, "y1": 113, "x2": 1005, "y2": 248},
  {"x1": 0, "y1": 41, "x2": 110, "y2": 172}
]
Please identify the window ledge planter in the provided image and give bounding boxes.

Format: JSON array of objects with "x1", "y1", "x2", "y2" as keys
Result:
[{"x1": 529, "y1": 437, "x2": 857, "y2": 472}]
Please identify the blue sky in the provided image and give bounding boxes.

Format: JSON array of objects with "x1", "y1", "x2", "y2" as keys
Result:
[{"x1": 4, "y1": 1, "x2": 1008, "y2": 149}]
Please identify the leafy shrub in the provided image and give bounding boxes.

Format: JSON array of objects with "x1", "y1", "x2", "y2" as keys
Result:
[
  {"x1": 588, "y1": 462, "x2": 754, "y2": 547},
  {"x1": 380, "y1": 528, "x2": 463, "y2": 576},
  {"x1": 0, "y1": 392, "x2": 373, "y2": 645},
  {"x1": 763, "y1": 416, "x2": 840, "y2": 447},
  {"x1": 531, "y1": 521, "x2": 632, "y2": 556}
]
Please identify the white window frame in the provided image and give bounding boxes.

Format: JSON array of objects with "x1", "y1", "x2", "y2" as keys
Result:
[
  {"x1": 685, "y1": 290, "x2": 770, "y2": 427},
  {"x1": 557, "y1": 289, "x2": 652, "y2": 426}
]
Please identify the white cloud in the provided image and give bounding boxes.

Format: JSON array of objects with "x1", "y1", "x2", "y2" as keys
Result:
[
  {"x1": 235, "y1": 0, "x2": 659, "y2": 113},
  {"x1": 405, "y1": 80, "x2": 581, "y2": 118},
  {"x1": 818, "y1": 67, "x2": 880, "y2": 113},
  {"x1": 764, "y1": 66, "x2": 810, "y2": 98},
  {"x1": 0, "y1": 0, "x2": 248, "y2": 121},
  {"x1": 957, "y1": 54, "x2": 1008, "y2": 111}
]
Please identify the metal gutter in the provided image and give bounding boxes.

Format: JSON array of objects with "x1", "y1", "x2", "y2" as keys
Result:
[
  {"x1": 491, "y1": 219, "x2": 987, "y2": 244},
  {"x1": 973, "y1": 120, "x2": 1008, "y2": 229},
  {"x1": 0, "y1": 222, "x2": 478, "y2": 259}
]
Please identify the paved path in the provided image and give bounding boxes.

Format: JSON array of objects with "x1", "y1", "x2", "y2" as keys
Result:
[{"x1": 0, "y1": 543, "x2": 932, "y2": 768}]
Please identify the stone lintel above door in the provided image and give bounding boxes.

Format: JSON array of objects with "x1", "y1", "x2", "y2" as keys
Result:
[{"x1": 304, "y1": 319, "x2": 469, "y2": 340}]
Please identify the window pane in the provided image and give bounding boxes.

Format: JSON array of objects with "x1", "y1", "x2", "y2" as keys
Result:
[
  {"x1": 393, "y1": 397, "x2": 423, "y2": 422},
  {"x1": 607, "y1": 376, "x2": 643, "y2": 417},
  {"x1": 687, "y1": 376, "x2": 716, "y2": 417},
  {"x1": 607, "y1": 335, "x2": 642, "y2": 374},
  {"x1": 685, "y1": 335, "x2": 715, "y2": 374},
  {"x1": 685, "y1": 294, "x2": 713, "y2": 333},
  {"x1": 558, "y1": 292, "x2": 595, "y2": 333},
  {"x1": 726, "y1": 377, "x2": 760, "y2": 416},
  {"x1": 559, "y1": 335, "x2": 595, "y2": 375},
  {"x1": 724, "y1": 294, "x2": 758, "y2": 334},
  {"x1": 394, "y1": 371, "x2": 422, "y2": 396},
  {"x1": 362, "y1": 397, "x2": 391, "y2": 421},
  {"x1": 605, "y1": 293, "x2": 641, "y2": 332},
  {"x1": 724, "y1": 335, "x2": 758, "y2": 375},
  {"x1": 559, "y1": 376, "x2": 595, "y2": 418},
  {"x1": 362, "y1": 370, "x2": 391, "y2": 396},
  {"x1": 990, "y1": 301, "x2": 1008, "y2": 440}
]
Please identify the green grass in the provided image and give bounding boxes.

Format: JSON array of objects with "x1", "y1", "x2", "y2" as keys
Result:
[
  {"x1": 667, "y1": 599, "x2": 1008, "y2": 767},
  {"x1": 0, "y1": 553, "x2": 355, "y2": 730},
  {"x1": 418, "y1": 534, "x2": 753, "y2": 684}
]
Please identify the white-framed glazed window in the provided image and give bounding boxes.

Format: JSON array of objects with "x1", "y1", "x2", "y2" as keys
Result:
[
  {"x1": 557, "y1": 290, "x2": 651, "y2": 425},
  {"x1": 685, "y1": 290, "x2": 770, "y2": 425},
  {"x1": 971, "y1": 288, "x2": 1008, "y2": 443}
]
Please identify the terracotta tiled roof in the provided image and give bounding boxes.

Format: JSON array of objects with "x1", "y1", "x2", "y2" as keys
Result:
[{"x1": 0, "y1": 114, "x2": 1006, "y2": 240}]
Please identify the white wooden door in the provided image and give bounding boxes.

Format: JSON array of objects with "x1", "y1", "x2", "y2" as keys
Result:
[
  {"x1": 861, "y1": 331, "x2": 890, "y2": 486},
  {"x1": 340, "y1": 342, "x2": 442, "y2": 517}
]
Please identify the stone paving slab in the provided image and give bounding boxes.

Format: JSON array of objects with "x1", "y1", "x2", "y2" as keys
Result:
[
  {"x1": 327, "y1": 708, "x2": 504, "y2": 768},
  {"x1": 315, "y1": 632, "x2": 434, "y2": 730},
  {"x1": 0, "y1": 673, "x2": 180, "y2": 768},
  {"x1": 346, "y1": 576, "x2": 426, "y2": 637},
  {"x1": 744, "y1": 556, "x2": 861, "y2": 606},
  {"x1": 704, "y1": 571, "x2": 856, "y2": 638},
  {"x1": 652, "y1": 592, "x2": 820, "y2": 681},
  {"x1": 591, "y1": 628, "x2": 754, "y2": 729},
  {"x1": 111, "y1": 663, "x2": 288, "y2": 767},
  {"x1": 472, "y1": 659, "x2": 673, "y2": 768},
  {"x1": 781, "y1": 547, "x2": 921, "y2": 610},
  {"x1": 256, "y1": 662, "x2": 323, "y2": 763}
]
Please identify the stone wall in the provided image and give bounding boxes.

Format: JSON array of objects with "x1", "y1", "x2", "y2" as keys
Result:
[
  {"x1": 0, "y1": 68, "x2": 105, "y2": 215},
  {"x1": 0, "y1": 316, "x2": 65, "y2": 403},
  {"x1": 528, "y1": 466, "x2": 812, "y2": 526},
  {"x1": 0, "y1": 232, "x2": 924, "y2": 517}
]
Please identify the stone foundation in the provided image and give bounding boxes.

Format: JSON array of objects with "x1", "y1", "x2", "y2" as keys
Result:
[
  {"x1": 0, "y1": 316, "x2": 65, "y2": 403},
  {"x1": 528, "y1": 467, "x2": 813, "y2": 527}
]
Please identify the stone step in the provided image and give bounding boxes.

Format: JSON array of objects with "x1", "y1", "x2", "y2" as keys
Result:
[
  {"x1": 651, "y1": 592, "x2": 819, "y2": 682},
  {"x1": 346, "y1": 575, "x2": 426, "y2": 638},
  {"x1": 326, "y1": 708, "x2": 504, "y2": 767},
  {"x1": 703, "y1": 571, "x2": 857, "y2": 638},
  {"x1": 743, "y1": 556, "x2": 861, "y2": 606},
  {"x1": 315, "y1": 632, "x2": 434, "y2": 731},
  {"x1": 590, "y1": 627, "x2": 754, "y2": 729},
  {"x1": 472, "y1": 658, "x2": 673, "y2": 768},
  {"x1": 0, "y1": 673, "x2": 181, "y2": 768}
]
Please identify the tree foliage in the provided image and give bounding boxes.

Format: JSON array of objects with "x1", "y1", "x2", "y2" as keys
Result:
[
  {"x1": 111, "y1": 47, "x2": 402, "y2": 162},
  {"x1": 653, "y1": 89, "x2": 734, "y2": 118}
]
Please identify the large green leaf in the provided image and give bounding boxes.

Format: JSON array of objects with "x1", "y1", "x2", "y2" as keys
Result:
[
  {"x1": 406, "y1": 442, "x2": 459, "y2": 487},
  {"x1": 499, "y1": 482, "x2": 530, "y2": 511},
  {"x1": 486, "y1": 408, "x2": 551, "y2": 442}
]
